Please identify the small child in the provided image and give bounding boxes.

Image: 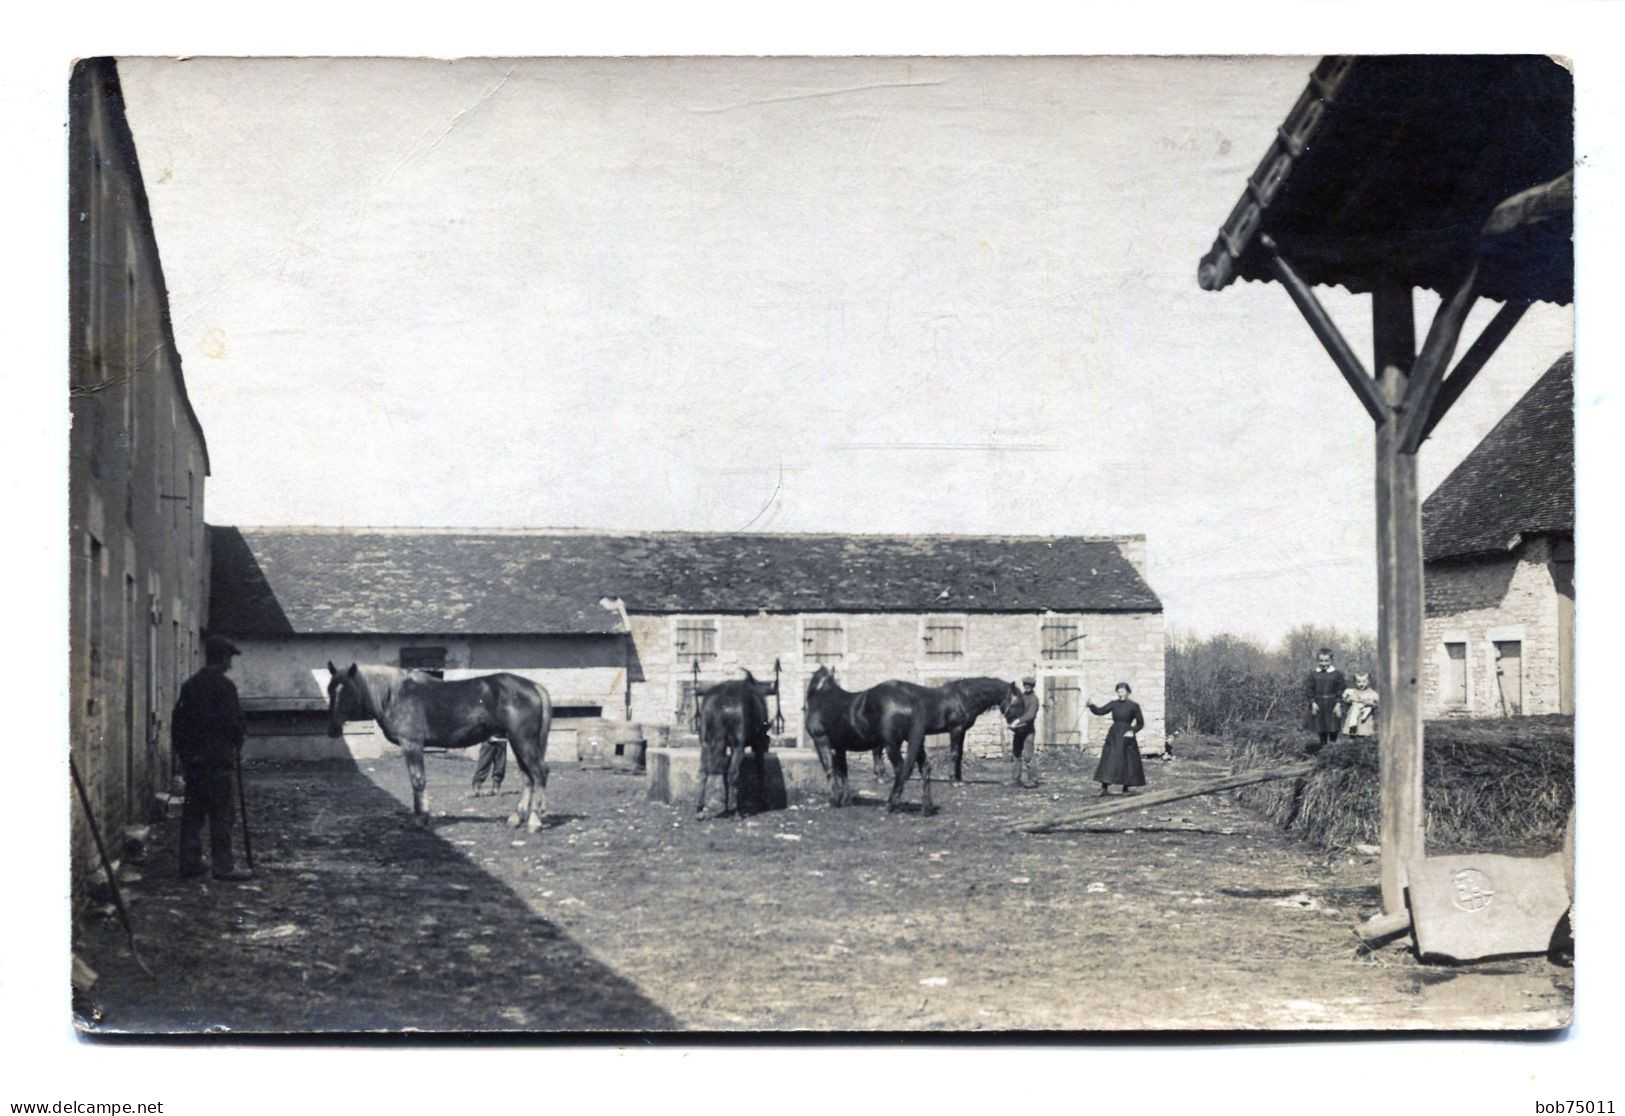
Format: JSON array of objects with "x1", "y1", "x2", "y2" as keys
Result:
[
  {"x1": 1340, "y1": 672, "x2": 1379, "y2": 737},
  {"x1": 1305, "y1": 647, "x2": 1346, "y2": 754}
]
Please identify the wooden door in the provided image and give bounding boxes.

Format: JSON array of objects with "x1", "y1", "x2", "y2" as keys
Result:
[
  {"x1": 1042, "y1": 676, "x2": 1083, "y2": 747},
  {"x1": 1494, "y1": 640, "x2": 1523, "y2": 716}
]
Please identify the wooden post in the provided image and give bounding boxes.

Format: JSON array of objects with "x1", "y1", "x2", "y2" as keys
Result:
[{"x1": 1372, "y1": 282, "x2": 1425, "y2": 915}]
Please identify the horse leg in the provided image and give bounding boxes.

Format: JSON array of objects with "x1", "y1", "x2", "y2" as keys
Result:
[
  {"x1": 403, "y1": 743, "x2": 431, "y2": 827},
  {"x1": 831, "y1": 747, "x2": 850, "y2": 807},
  {"x1": 525, "y1": 759, "x2": 550, "y2": 833},
  {"x1": 916, "y1": 730, "x2": 935, "y2": 815},
  {"x1": 695, "y1": 757, "x2": 712, "y2": 819},
  {"x1": 872, "y1": 746, "x2": 887, "y2": 781},
  {"x1": 949, "y1": 729, "x2": 965, "y2": 783},
  {"x1": 727, "y1": 741, "x2": 747, "y2": 817},
  {"x1": 507, "y1": 734, "x2": 548, "y2": 832},
  {"x1": 886, "y1": 738, "x2": 909, "y2": 813}
]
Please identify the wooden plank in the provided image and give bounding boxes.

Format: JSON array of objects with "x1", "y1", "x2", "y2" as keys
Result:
[
  {"x1": 1418, "y1": 299, "x2": 1531, "y2": 443},
  {"x1": 1397, "y1": 262, "x2": 1479, "y2": 453},
  {"x1": 1372, "y1": 287, "x2": 1426, "y2": 916},
  {"x1": 1015, "y1": 761, "x2": 1317, "y2": 833},
  {"x1": 1481, "y1": 170, "x2": 1573, "y2": 237},
  {"x1": 1259, "y1": 235, "x2": 1388, "y2": 424}
]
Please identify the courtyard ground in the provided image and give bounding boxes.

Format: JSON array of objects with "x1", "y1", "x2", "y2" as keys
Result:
[{"x1": 75, "y1": 735, "x2": 1573, "y2": 1033}]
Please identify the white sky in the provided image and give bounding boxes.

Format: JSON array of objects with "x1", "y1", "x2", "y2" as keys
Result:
[{"x1": 115, "y1": 55, "x2": 1574, "y2": 642}]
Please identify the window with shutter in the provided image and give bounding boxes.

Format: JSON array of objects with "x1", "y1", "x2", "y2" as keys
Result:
[
  {"x1": 923, "y1": 618, "x2": 966, "y2": 660},
  {"x1": 674, "y1": 619, "x2": 719, "y2": 663},
  {"x1": 1041, "y1": 619, "x2": 1082, "y2": 661}
]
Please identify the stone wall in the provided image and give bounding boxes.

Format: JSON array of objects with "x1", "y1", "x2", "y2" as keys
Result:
[
  {"x1": 69, "y1": 59, "x2": 212, "y2": 878},
  {"x1": 1422, "y1": 536, "x2": 1567, "y2": 717},
  {"x1": 627, "y1": 606, "x2": 1165, "y2": 754}
]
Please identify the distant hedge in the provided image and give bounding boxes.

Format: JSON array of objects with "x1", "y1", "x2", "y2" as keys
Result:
[{"x1": 1226, "y1": 715, "x2": 1574, "y2": 855}]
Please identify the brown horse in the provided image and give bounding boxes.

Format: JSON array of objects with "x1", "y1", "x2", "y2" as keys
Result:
[
  {"x1": 804, "y1": 666, "x2": 1022, "y2": 814},
  {"x1": 695, "y1": 669, "x2": 775, "y2": 818},
  {"x1": 326, "y1": 663, "x2": 553, "y2": 831}
]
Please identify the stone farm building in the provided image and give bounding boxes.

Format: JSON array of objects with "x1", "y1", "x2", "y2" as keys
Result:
[
  {"x1": 69, "y1": 59, "x2": 213, "y2": 882},
  {"x1": 207, "y1": 527, "x2": 1165, "y2": 755},
  {"x1": 1421, "y1": 353, "x2": 1574, "y2": 717}
]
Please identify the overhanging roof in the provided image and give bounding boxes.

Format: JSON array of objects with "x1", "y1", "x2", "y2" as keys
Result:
[{"x1": 1199, "y1": 55, "x2": 1573, "y2": 306}]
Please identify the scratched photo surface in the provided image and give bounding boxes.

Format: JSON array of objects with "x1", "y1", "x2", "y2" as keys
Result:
[{"x1": 69, "y1": 56, "x2": 1575, "y2": 1033}]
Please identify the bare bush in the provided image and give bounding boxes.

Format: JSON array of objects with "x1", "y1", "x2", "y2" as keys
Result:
[{"x1": 1166, "y1": 626, "x2": 1379, "y2": 734}]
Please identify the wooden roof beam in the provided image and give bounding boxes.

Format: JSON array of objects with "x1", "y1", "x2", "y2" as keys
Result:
[
  {"x1": 1397, "y1": 262, "x2": 1480, "y2": 453},
  {"x1": 1417, "y1": 298, "x2": 1533, "y2": 444},
  {"x1": 1259, "y1": 235, "x2": 1387, "y2": 424}
]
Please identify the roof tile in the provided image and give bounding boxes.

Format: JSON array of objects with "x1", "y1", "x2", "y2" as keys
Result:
[{"x1": 208, "y1": 528, "x2": 1163, "y2": 637}]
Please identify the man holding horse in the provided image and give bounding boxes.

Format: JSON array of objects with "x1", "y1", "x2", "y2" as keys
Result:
[
  {"x1": 171, "y1": 635, "x2": 254, "y2": 882},
  {"x1": 1010, "y1": 676, "x2": 1040, "y2": 788}
]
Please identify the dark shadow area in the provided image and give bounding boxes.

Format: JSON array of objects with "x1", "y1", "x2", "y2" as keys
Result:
[
  {"x1": 74, "y1": 757, "x2": 677, "y2": 1034},
  {"x1": 207, "y1": 526, "x2": 296, "y2": 637}
]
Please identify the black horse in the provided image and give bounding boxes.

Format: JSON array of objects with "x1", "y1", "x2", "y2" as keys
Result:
[
  {"x1": 695, "y1": 670, "x2": 775, "y2": 818},
  {"x1": 326, "y1": 663, "x2": 553, "y2": 831},
  {"x1": 804, "y1": 666, "x2": 1022, "y2": 813}
]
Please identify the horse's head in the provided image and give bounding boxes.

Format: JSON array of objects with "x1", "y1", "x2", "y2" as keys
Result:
[
  {"x1": 999, "y1": 681, "x2": 1024, "y2": 725},
  {"x1": 807, "y1": 665, "x2": 835, "y2": 696},
  {"x1": 325, "y1": 661, "x2": 366, "y2": 738}
]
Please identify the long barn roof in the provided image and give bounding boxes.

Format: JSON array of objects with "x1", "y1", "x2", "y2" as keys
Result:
[
  {"x1": 208, "y1": 527, "x2": 1163, "y2": 637},
  {"x1": 1199, "y1": 55, "x2": 1573, "y2": 305},
  {"x1": 1423, "y1": 352, "x2": 1574, "y2": 562}
]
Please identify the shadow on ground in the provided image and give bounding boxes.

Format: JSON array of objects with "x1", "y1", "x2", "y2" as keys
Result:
[{"x1": 74, "y1": 758, "x2": 676, "y2": 1034}]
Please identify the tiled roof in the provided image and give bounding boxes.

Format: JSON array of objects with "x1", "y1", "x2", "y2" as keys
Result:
[
  {"x1": 1423, "y1": 352, "x2": 1574, "y2": 562},
  {"x1": 208, "y1": 527, "x2": 1162, "y2": 637}
]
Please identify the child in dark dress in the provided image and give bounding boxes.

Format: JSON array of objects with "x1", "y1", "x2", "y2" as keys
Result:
[
  {"x1": 1305, "y1": 647, "x2": 1346, "y2": 754},
  {"x1": 1088, "y1": 682, "x2": 1146, "y2": 795}
]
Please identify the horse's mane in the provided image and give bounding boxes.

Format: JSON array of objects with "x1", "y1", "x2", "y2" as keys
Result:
[
  {"x1": 345, "y1": 664, "x2": 414, "y2": 721},
  {"x1": 946, "y1": 676, "x2": 1015, "y2": 710}
]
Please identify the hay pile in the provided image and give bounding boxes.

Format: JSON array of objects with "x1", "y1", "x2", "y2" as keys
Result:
[{"x1": 1227, "y1": 716, "x2": 1573, "y2": 854}]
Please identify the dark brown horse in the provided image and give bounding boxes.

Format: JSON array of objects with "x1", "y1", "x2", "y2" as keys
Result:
[
  {"x1": 326, "y1": 663, "x2": 553, "y2": 831},
  {"x1": 695, "y1": 669, "x2": 775, "y2": 818},
  {"x1": 804, "y1": 666, "x2": 1022, "y2": 813}
]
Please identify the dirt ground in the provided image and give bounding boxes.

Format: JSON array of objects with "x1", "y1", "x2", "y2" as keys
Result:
[{"x1": 75, "y1": 735, "x2": 1573, "y2": 1033}]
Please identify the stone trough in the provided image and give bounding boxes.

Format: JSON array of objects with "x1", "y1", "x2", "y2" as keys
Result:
[{"x1": 645, "y1": 745, "x2": 828, "y2": 812}]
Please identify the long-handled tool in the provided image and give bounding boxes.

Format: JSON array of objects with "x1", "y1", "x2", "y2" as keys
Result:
[
  {"x1": 771, "y1": 657, "x2": 785, "y2": 735},
  {"x1": 69, "y1": 755, "x2": 154, "y2": 978},
  {"x1": 1015, "y1": 760, "x2": 1318, "y2": 834},
  {"x1": 235, "y1": 748, "x2": 255, "y2": 872}
]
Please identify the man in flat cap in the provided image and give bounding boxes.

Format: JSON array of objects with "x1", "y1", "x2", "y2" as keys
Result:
[
  {"x1": 1010, "y1": 676, "x2": 1041, "y2": 788},
  {"x1": 171, "y1": 634, "x2": 253, "y2": 881}
]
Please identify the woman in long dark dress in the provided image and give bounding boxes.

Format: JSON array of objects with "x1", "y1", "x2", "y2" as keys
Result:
[{"x1": 1089, "y1": 682, "x2": 1146, "y2": 795}]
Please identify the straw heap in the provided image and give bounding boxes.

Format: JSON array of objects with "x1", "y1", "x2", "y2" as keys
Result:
[{"x1": 1227, "y1": 715, "x2": 1573, "y2": 854}]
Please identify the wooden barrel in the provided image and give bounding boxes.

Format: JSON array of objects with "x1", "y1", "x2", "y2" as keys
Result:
[{"x1": 576, "y1": 719, "x2": 613, "y2": 763}]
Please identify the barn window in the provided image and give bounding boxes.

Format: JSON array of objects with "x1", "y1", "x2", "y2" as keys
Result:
[
  {"x1": 922, "y1": 617, "x2": 966, "y2": 659},
  {"x1": 1041, "y1": 618, "x2": 1082, "y2": 660},
  {"x1": 801, "y1": 618, "x2": 846, "y2": 664},
  {"x1": 400, "y1": 645, "x2": 447, "y2": 677},
  {"x1": 1442, "y1": 642, "x2": 1467, "y2": 709},
  {"x1": 673, "y1": 619, "x2": 719, "y2": 663}
]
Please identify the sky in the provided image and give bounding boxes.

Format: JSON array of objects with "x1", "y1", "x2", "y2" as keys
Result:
[{"x1": 115, "y1": 55, "x2": 1575, "y2": 643}]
